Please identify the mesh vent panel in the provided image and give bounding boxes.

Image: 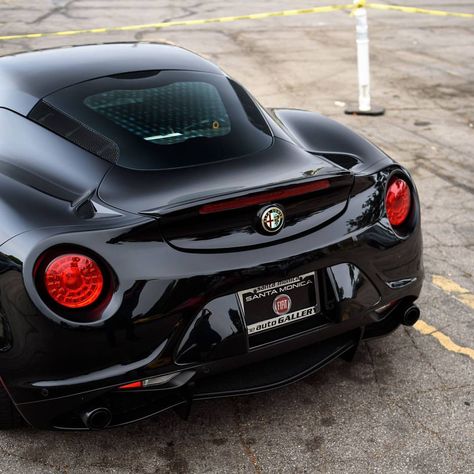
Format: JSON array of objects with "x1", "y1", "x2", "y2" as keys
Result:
[{"x1": 28, "y1": 101, "x2": 119, "y2": 163}]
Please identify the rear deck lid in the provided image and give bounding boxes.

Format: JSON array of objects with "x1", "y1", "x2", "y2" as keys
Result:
[{"x1": 97, "y1": 139, "x2": 354, "y2": 251}]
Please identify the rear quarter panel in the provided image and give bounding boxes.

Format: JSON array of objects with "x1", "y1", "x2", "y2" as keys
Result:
[
  {"x1": 0, "y1": 108, "x2": 113, "y2": 245},
  {"x1": 269, "y1": 108, "x2": 393, "y2": 173}
]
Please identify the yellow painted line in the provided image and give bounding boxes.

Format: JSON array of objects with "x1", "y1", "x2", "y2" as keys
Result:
[
  {"x1": 413, "y1": 320, "x2": 474, "y2": 360},
  {"x1": 413, "y1": 275, "x2": 474, "y2": 359},
  {"x1": 1, "y1": 2, "x2": 472, "y2": 42},
  {"x1": 367, "y1": 3, "x2": 474, "y2": 19},
  {"x1": 0, "y1": 4, "x2": 356, "y2": 41},
  {"x1": 432, "y1": 275, "x2": 474, "y2": 310}
]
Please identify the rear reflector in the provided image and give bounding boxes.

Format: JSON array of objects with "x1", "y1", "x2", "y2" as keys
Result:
[
  {"x1": 118, "y1": 373, "x2": 179, "y2": 390},
  {"x1": 118, "y1": 381, "x2": 143, "y2": 389},
  {"x1": 374, "y1": 301, "x2": 397, "y2": 314},
  {"x1": 199, "y1": 179, "x2": 330, "y2": 215}
]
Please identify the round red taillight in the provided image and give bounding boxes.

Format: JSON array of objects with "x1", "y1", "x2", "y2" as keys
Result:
[
  {"x1": 385, "y1": 177, "x2": 411, "y2": 227},
  {"x1": 44, "y1": 254, "x2": 104, "y2": 309}
]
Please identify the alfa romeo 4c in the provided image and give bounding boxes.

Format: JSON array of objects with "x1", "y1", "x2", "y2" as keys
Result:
[{"x1": 0, "y1": 43, "x2": 423, "y2": 430}]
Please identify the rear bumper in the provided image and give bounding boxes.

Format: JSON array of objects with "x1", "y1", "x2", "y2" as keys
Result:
[
  {"x1": 6, "y1": 264, "x2": 421, "y2": 430},
  {"x1": 18, "y1": 329, "x2": 360, "y2": 430}
]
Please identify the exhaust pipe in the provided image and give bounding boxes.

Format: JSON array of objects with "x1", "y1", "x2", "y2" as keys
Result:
[
  {"x1": 401, "y1": 304, "x2": 420, "y2": 326},
  {"x1": 81, "y1": 407, "x2": 112, "y2": 430}
]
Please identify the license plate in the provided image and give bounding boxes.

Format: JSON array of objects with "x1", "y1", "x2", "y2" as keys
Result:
[{"x1": 238, "y1": 272, "x2": 319, "y2": 335}]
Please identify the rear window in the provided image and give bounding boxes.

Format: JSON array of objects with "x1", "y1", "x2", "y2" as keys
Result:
[{"x1": 39, "y1": 70, "x2": 272, "y2": 170}]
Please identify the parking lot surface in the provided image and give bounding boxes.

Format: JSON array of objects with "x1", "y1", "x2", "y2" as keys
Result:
[{"x1": 0, "y1": 1, "x2": 473, "y2": 472}]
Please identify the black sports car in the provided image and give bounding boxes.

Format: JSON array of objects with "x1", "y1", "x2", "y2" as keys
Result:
[{"x1": 0, "y1": 43, "x2": 423, "y2": 430}]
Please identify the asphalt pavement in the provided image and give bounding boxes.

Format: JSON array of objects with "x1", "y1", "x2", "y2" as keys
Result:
[{"x1": 0, "y1": 1, "x2": 473, "y2": 472}]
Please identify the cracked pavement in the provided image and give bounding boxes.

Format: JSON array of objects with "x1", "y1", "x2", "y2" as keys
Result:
[{"x1": 0, "y1": 0, "x2": 473, "y2": 472}]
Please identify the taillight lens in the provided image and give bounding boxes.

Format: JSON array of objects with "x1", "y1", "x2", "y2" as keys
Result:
[
  {"x1": 385, "y1": 177, "x2": 411, "y2": 227},
  {"x1": 44, "y1": 254, "x2": 104, "y2": 309}
]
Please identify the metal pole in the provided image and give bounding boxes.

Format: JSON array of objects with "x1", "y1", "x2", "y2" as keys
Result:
[
  {"x1": 356, "y1": 5, "x2": 371, "y2": 111},
  {"x1": 345, "y1": 0, "x2": 384, "y2": 116}
]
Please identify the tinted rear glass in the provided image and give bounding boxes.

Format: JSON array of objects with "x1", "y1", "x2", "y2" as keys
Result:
[{"x1": 42, "y1": 70, "x2": 273, "y2": 170}]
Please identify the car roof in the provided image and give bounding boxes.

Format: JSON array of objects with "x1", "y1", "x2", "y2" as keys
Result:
[{"x1": 0, "y1": 42, "x2": 223, "y2": 115}]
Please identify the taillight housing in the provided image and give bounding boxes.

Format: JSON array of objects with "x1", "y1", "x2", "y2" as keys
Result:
[
  {"x1": 385, "y1": 176, "x2": 412, "y2": 228},
  {"x1": 35, "y1": 248, "x2": 113, "y2": 321}
]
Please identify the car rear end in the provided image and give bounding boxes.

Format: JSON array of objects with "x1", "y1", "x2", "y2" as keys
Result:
[
  {"x1": 0, "y1": 54, "x2": 422, "y2": 429},
  {"x1": 0, "y1": 160, "x2": 422, "y2": 430}
]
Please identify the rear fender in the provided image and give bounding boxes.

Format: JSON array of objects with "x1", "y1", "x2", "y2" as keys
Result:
[{"x1": 269, "y1": 108, "x2": 393, "y2": 172}]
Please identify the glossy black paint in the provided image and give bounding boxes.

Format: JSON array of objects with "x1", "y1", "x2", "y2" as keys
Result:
[{"x1": 0, "y1": 43, "x2": 423, "y2": 430}]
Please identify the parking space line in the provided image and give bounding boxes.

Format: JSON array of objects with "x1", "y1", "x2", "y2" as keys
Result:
[
  {"x1": 412, "y1": 275, "x2": 474, "y2": 359},
  {"x1": 413, "y1": 320, "x2": 474, "y2": 360},
  {"x1": 432, "y1": 275, "x2": 474, "y2": 311}
]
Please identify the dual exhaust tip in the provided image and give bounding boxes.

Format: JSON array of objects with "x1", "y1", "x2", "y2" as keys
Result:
[
  {"x1": 401, "y1": 304, "x2": 420, "y2": 327},
  {"x1": 81, "y1": 407, "x2": 112, "y2": 430}
]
